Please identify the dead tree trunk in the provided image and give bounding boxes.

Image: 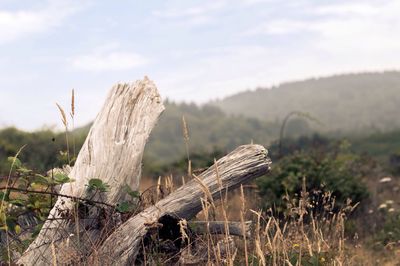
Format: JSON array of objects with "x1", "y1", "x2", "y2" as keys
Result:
[
  {"x1": 88, "y1": 144, "x2": 271, "y2": 265},
  {"x1": 18, "y1": 77, "x2": 272, "y2": 265},
  {"x1": 18, "y1": 77, "x2": 164, "y2": 266}
]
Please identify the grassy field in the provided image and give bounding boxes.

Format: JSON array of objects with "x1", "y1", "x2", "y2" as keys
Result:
[
  {"x1": 2, "y1": 153, "x2": 400, "y2": 265},
  {"x1": 1, "y1": 92, "x2": 400, "y2": 264}
]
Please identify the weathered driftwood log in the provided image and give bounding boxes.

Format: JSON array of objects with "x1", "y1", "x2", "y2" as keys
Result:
[
  {"x1": 189, "y1": 220, "x2": 252, "y2": 237},
  {"x1": 89, "y1": 144, "x2": 271, "y2": 265},
  {"x1": 18, "y1": 77, "x2": 164, "y2": 265}
]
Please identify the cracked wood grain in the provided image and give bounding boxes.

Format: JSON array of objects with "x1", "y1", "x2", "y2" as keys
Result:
[
  {"x1": 88, "y1": 144, "x2": 271, "y2": 265},
  {"x1": 18, "y1": 77, "x2": 164, "y2": 266}
]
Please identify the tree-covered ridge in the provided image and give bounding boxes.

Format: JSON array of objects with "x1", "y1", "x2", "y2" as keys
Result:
[
  {"x1": 212, "y1": 71, "x2": 400, "y2": 133},
  {"x1": 0, "y1": 102, "x2": 280, "y2": 176},
  {"x1": 144, "y1": 101, "x2": 279, "y2": 171},
  {"x1": 2, "y1": 70, "x2": 400, "y2": 176}
]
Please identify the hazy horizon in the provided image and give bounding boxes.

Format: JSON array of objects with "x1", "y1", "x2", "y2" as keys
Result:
[{"x1": 2, "y1": 70, "x2": 399, "y2": 132}]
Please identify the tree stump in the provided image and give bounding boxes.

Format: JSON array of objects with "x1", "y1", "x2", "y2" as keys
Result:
[
  {"x1": 17, "y1": 77, "x2": 272, "y2": 266},
  {"x1": 18, "y1": 77, "x2": 164, "y2": 265}
]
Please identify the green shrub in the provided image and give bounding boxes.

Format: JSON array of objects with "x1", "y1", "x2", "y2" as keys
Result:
[
  {"x1": 374, "y1": 213, "x2": 400, "y2": 248},
  {"x1": 257, "y1": 141, "x2": 369, "y2": 213},
  {"x1": 389, "y1": 152, "x2": 400, "y2": 175}
]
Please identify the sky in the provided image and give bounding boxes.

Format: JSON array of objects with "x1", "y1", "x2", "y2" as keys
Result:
[{"x1": 0, "y1": 0, "x2": 399, "y2": 130}]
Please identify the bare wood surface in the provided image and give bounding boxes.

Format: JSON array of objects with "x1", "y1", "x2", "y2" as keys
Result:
[
  {"x1": 18, "y1": 77, "x2": 164, "y2": 266},
  {"x1": 189, "y1": 220, "x2": 252, "y2": 237},
  {"x1": 89, "y1": 144, "x2": 271, "y2": 265}
]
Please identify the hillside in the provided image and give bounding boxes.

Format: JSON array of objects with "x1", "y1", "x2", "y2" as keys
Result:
[
  {"x1": 0, "y1": 102, "x2": 280, "y2": 176},
  {"x1": 212, "y1": 71, "x2": 400, "y2": 133},
  {"x1": 144, "y1": 102, "x2": 279, "y2": 169},
  {"x1": 3, "y1": 72, "x2": 400, "y2": 176}
]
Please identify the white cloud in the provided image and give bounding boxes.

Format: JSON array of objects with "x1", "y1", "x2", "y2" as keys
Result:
[
  {"x1": 243, "y1": 19, "x2": 313, "y2": 35},
  {"x1": 71, "y1": 50, "x2": 148, "y2": 71},
  {"x1": 245, "y1": 1, "x2": 400, "y2": 55},
  {"x1": 153, "y1": 1, "x2": 226, "y2": 19},
  {"x1": 4, "y1": 0, "x2": 400, "y2": 131},
  {"x1": 152, "y1": 0, "x2": 226, "y2": 26},
  {"x1": 312, "y1": 2, "x2": 400, "y2": 55},
  {"x1": 314, "y1": 2, "x2": 378, "y2": 16},
  {"x1": 0, "y1": 1, "x2": 86, "y2": 44},
  {"x1": 158, "y1": 0, "x2": 400, "y2": 103},
  {"x1": 239, "y1": 0, "x2": 279, "y2": 6},
  {"x1": 156, "y1": 45, "x2": 281, "y2": 102}
]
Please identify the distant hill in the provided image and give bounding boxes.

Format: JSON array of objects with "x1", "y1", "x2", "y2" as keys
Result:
[
  {"x1": 0, "y1": 102, "x2": 279, "y2": 176},
  {"x1": 3, "y1": 71, "x2": 400, "y2": 176},
  {"x1": 129, "y1": 101, "x2": 280, "y2": 170},
  {"x1": 212, "y1": 72, "x2": 400, "y2": 133}
]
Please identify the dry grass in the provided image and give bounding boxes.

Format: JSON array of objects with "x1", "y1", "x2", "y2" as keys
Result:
[
  {"x1": 137, "y1": 174, "x2": 400, "y2": 266},
  {"x1": 55, "y1": 88, "x2": 76, "y2": 164},
  {"x1": 182, "y1": 115, "x2": 191, "y2": 177},
  {"x1": 3, "y1": 94, "x2": 399, "y2": 265},
  {"x1": 3, "y1": 155, "x2": 400, "y2": 265}
]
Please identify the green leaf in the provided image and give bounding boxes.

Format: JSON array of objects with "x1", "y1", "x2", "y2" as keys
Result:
[
  {"x1": 9, "y1": 199, "x2": 25, "y2": 207},
  {"x1": 18, "y1": 167, "x2": 32, "y2": 174},
  {"x1": 17, "y1": 177, "x2": 29, "y2": 187},
  {"x1": 128, "y1": 190, "x2": 140, "y2": 199},
  {"x1": 88, "y1": 178, "x2": 103, "y2": 187},
  {"x1": 33, "y1": 174, "x2": 50, "y2": 185},
  {"x1": 34, "y1": 200, "x2": 41, "y2": 209},
  {"x1": 54, "y1": 173, "x2": 71, "y2": 184},
  {"x1": 7, "y1": 156, "x2": 22, "y2": 168},
  {"x1": 116, "y1": 201, "x2": 135, "y2": 213},
  {"x1": 31, "y1": 223, "x2": 43, "y2": 238},
  {"x1": 289, "y1": 253, "x2": 299, "y2": 265},
  {"x1": 0, "y1": 191, "x2": 9, "y2": 202},
  {"x1": 0, "y1": 212, "x2": 6, "y2": 224},
  {"x1": 87, "y1": 178, "x2": 109, "y2": 192},
  {"x1": 21, "y1": 239, "x2": 32, "y2": 249},
  {"x1": 15, "y1": 224, "x2": 21, "y2": 235},
  {"x1": 6, "y1": 217, "x2": 17, "y2": 233},
  {"x1": 124, "y1": 184, "x2": 140, "y2": 199}
]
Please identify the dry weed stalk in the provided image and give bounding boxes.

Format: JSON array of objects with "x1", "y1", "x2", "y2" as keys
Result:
[
  {"x1": 240, "y1": 185, "x2": 249, "y2": 266},
  {"x1": 56, "y1": 102, "x2": 70, "y2": 163},
  {"x1": 181, "y1": 115, "x2": 192, "y2": 177},
  {"x1": 214, "y1": 159, "x2": 234, "y2": 265},
  {"x1": 253, "y1": 182, "x2": 355, "y2": 266},
  {"x1": 55, "y1": 89, "x2": 76, "y2": 165},
  {"x1": 164, "y1": 175, "x2": 174, "y2": 194},
  {"x1": 51, "y1": 241, "x2": 57, "y2": 266},
  {"x1": 156, "y1": 176, "x2": 162, "y2": 202},
  {"x1": 70, "y1": 89, "x2": 76, "y2": 158},
  {"x1": 193, "y1": 173, "x2": 216, "y2": 211},
  {"x1": 251, "y1": 209, "x2": 267, "y2": 266}
]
